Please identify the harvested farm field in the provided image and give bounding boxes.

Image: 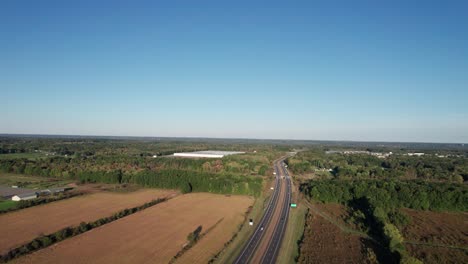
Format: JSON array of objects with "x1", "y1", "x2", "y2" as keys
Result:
[
  {"x1": 401, "y1": 208, "x2": 468, "y2": 263},
  {"x1": 13, "y1": 193, "x2": 253, "y2": 264},
  {"x1": 0, "y1": 189, "x2": 176, "y2": 255}
]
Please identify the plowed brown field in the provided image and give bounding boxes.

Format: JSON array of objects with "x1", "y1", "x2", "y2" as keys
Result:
[
  {"x1": 13, "y1": 193, "x2": 253, "y2": 264},
  {"x1": 0, "y1": 189, "x2": 176, "y2": 255}
]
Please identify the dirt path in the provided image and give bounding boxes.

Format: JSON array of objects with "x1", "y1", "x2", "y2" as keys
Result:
[
  {"x1": 404, "y1": 241, "x2": 468, "y2": 251},
  {"x1": 303, "y1": 199, "x2": 372, "y2": 240}
]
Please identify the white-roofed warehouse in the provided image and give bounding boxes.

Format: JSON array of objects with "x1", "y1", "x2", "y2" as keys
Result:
[{"x1": 173, "y1": 150, "x2": 245, "y2": 158}]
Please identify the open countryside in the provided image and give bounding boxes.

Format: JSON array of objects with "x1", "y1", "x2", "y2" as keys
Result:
[
  {"x1": 2, "y1": 1, "x2": 468, "y2": 264},
  {"x1": 0, "y1": 137, "x2": 467, "y2": 264}
]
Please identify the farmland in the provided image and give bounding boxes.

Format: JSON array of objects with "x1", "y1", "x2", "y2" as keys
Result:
[
  {"x1": 0, "y1": 189, "x2": 176, "y2": 255},
  {"x1": 12, "y1": 193, "x2": 253, "y2": 264}
]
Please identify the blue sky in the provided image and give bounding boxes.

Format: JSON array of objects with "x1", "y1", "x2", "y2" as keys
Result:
[{"x1": 1, "y1": 1, "x2": 467, "y2": 143}]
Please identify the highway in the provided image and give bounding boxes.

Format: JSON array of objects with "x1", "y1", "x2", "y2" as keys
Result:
[{"x1": 234, "y1": 157, "x2": 292, "y2": 264}]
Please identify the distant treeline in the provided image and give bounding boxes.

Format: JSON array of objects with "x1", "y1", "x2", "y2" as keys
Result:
[
  {"x1": 287, "y1": 150, "x2": 468, "y2": 182},
  {"x1": 300, "y1": 179, "x2": 467, "y2": 212},
  {"x1": 0, "y1": 159, "x2": 263, "y2": 196},
  {"x1": 0, "y1": 151, "x2": 272, "y2": 177}
]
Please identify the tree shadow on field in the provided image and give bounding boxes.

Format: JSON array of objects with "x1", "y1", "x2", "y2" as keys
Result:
[{"x1": 361, "y1": 238, "x2": 397, "y2": 264}]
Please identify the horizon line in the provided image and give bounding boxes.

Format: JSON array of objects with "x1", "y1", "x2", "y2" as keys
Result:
[{"x1": 0, "y1": 133, "x2": 466, "y2": 145}]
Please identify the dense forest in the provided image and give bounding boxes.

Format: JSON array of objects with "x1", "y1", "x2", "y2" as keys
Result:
[{"x1": 300, "y1": 180, "x2": 467, "y2": 212}]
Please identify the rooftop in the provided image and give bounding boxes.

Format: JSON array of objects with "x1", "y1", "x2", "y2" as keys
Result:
[
  {"x1": 173, "y1": 150, "x2": 245, "y2": 158},
  {"x1": 0, "y1": 186, "x2": 36, "y2": 198}
]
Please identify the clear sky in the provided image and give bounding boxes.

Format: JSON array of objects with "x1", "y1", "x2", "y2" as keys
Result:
[{"x1": 1, "y1": 1, "x2": 467, "y2": 143}]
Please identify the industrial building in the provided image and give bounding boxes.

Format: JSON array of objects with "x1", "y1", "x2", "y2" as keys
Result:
[
  {"x1": 0, "y1": 186, "x2": 36, "y2": 199},
  {"x1": 11, "y1": 192, "x2": 38, "y2": 201},
  {"x1": 173, "y1": 150, "x2": 245, "y2": 158}
]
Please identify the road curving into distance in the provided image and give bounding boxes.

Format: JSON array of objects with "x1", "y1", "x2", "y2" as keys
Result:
[{"x1": 234, "y1": 157, "x2": 292, "y2": 264}]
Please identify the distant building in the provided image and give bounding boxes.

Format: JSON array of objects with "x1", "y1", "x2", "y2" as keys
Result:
[
  {"x1": 407, "y1": 153, "x2": 425, "y2": 156},
  {"x1": 173, "y1": 150, "x2": 245, "y2": 158},
  {"x1": 326, "y1": 150, "x2": 392, "y2": 158},
  {"x1": 12, "y1": 192, "x2": 37, "y2": 201}
]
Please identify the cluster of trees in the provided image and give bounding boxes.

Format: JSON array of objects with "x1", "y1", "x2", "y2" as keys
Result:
[
  {"x1": 169, "y1": 225, "x2": 204, "y2": 264},
  {"x1": 300, "y1": 180, "x2": 444, "y2": 263},
  {"x1": 0, "y1": 197, "x2": 167, "y2": 263},
  {"x1": 132, "y1": 170, "x2": 262, "y2": 196},
  {"x1": 348, "y1": 197, "x2": 421, "y2": 264},
  {"x1": 287, "y1": 150, "x2": 467, "y2": 182},
  {"x1": 187, "y1": 226, "x2": 202, "y2": 244},
  {"x1": 300, "y1": 180, "x2": 467, "y2": 211},
  {"x1": 76, "y1": 170, "x2": 124, "y2": 184}
]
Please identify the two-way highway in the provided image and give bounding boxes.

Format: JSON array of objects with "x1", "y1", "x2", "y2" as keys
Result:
[{"x1": 234, "y1": 157, "x2": 292, "y2": 264}]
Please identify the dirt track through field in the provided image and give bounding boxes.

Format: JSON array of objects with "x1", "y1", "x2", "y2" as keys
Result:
[
  {"x1": 13, "y1": 193, "x2": 253, "y2": 264},
  {"x1": 0, "y1": 189, "x2": 176, "y2": 255}
]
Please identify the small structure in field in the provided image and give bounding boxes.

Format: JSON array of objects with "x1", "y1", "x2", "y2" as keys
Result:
[
  {"x1": 173, "y1": 150, "x2": 245, "y2": 158},
  {"x1": 12, "y1": 192, "x2": 38, "y2": 201}
]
